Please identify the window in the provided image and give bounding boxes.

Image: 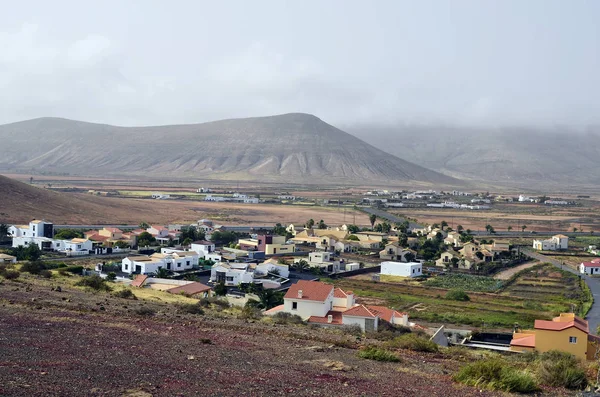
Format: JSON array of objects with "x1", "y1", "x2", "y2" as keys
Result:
[
  {"x1": 226, "y1": 276, "x2": 234, "y2": 282},
  {"x1": 412, "y1": 269, "x2": 415, "y2": 273},
  {"x1": 125, "y1": 264, "x2": 129, "y2": 270},
  {"x1": 569, "y1": 336, "x2": 577, "y2": 344},
  {"x1": 186, "y1": 261, "x2": 190, "y2": 266},
  {"x1": 177, "y1": 263, "x2": 181, "y2": 268},
  {"x1": 292, "y1": 302, "x2": 297, "y2": 310}
]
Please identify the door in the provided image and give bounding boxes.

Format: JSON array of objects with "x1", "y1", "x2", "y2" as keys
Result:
[{"x1": 167, "y1": 263, "x2": 171, "y2": 270}]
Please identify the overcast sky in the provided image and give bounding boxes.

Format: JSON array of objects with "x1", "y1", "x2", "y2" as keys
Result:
[{"x1": 1, "y1": 0, "x2": 598, "y2": 127}]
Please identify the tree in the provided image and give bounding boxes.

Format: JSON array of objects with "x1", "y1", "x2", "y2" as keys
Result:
[
  {"x1": 214, "y1": 281, "x2": 227, "y2": 296},
  {"x1": 573, "y1": 227, "x2": 578, "y2": 233},
  {"x1": 155, "y1": 268, "x2": 170, "y2": 278},
  {"x1": 380, "y1": 222, "x2": 391, "y2": 233},
  {"x1": 347, "y1": 224, "x2": 360, "y2": 233},
  {"x1": 521, "y1": 225, "x2": 527, "y2": 233},
  {"x1": 450, "y1": 257, "x2": 460, "y2": 268},
  {"x1": 347, "y1": 235, "x2": 360, "y2": 241},
  {"x1": 0, "y1": 223, "x2": 8, "y2": 241},
  {"x1": 485, "y1": 224, "x2": 495, "y2": 234},
  {"x1": 54, "y1": 229, "x2": 84, "y2": 240},
  {"x1": 317, "y1": 220, "x2": 327, "y2": 229},
  {"x1": 404, "y1": 252, "x2": 416, "y2": 263},
  {"x1": 305, "y1": 219, "x2": 315, "y2": 229},
  {"x1": 441, "y1": 220, "x2": 448, "y2": 231},
  {"x1": 255, "y1": 285, "x2": 284, "y2": 309},
  {"x1": 139, "y1": 222, "x2": 150, "y2": 229},
  {"x1": 210, "y1": 231, "x2": 238, "y2": 246},
  {"x1": 457, "y1": 225, "x2": 464, "y2": 234},
  {"x1": 475, "y1": 251, "x2": 484, "y2": 260},
  {"x1": 507, "y1": 226, "x2": 513, "y2": 232},
  {"x1": 398, "y1": 233, "x2": 408, "y2": 247},
  {"x1": 294, "y1": 259, "x2": 309, "y2": 273},
  {"x1": 137, "y1": 232, "x2": 156, "y2": 247},
  {"x1": 182, "y1": 237, "x2": 193, "y2": 247},
  {"x1": 273, "y1": 223, "x2": 287, "y2": 236},
  {"x1": 369, "y1": 214, "x2": 377, "y2": 230},
  {"x1": 113, "y1": 240, "x2": 130, "y2": 249}
]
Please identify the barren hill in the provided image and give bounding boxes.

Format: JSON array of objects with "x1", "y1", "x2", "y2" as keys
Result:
[
  {"x1": 348, "y1": 124, "x2": 600, "y2": 189},
  {"x1": 0, "y1": 114, "x2": 458, "y2": 185}
]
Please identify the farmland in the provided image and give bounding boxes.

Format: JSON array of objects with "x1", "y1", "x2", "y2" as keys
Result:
[{"x1": 330, "y1": 264, "x2": 590, "y2": 330}]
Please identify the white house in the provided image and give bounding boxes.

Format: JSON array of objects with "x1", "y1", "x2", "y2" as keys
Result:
[
  {"x1": 121, "y1": 251, "x2": 198, "y2": 274},
  {"x1": 63, "y1": 238, "x2": 94, "y2": 253},
  {"x1": 210, "y1": 262, "x2": 254, "y2": 286},
  {"x1": 255, "y1": 259, "x2": 290, "y2": 278},
  {"x1": 190, "y1": 240, "x2": 216, "y2": 257},
  {"x1": 533, "y1": 234, "x2": 568, "y2": 251},
  {"x1": 283, "y1": 280, "x2": 335, "y2": 319},
  {"x1": 381, "y1": 261, "x2": 422, "y2": 278},
  {"x1": 580, "y1": 259, "x2": 600, "y2": 275},
  {"x1": 306, "y1": 251, "x2": 340, "y2": 273}
]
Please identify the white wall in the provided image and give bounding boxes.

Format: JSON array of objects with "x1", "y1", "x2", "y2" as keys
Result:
[
  {"x1": 284, "y1": 298, "x2": 331, "y2": 319},
  {"x1": 381, "y1": 261, "x2": 422, "y2": 277},
  {"x1": 581, "y1": 265, "x2": 600, "y2": 275},
  {"x1": 342, "y1": 315, "x2": 379, "y2": 332}
]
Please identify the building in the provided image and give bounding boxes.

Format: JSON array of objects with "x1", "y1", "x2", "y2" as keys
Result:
[
  {"x1": 271, "y1": 280, "x2": 408, "y2": 332},
  {"x1": 305, "y1": 251, "x2": 339, "y2": 273},
  {"x1": 121, "y1": 251, "x2": 199, "y2": 274},
  {"x1": 533, "y1": 234, "x2": 569, "y2": 251},
  {"x1": 381, "y1": 261, "x2": 422, "y2": 278},
  {"x1": 8, "y1": 220, "x2": 54, "y2": 239},
  {"x1": 379, "y1": 242, "x2": 416, "y2": 262},
  {"x1": 580, "y1": 258, "x2": 600, "y2": 275},
  {"x1": 210, "y1": 262, "x2": 254, "y2": 286},
  {"x1": 510, "y1": 313, "x2": 600, "y2": 361},
  {"x1": 190, "y1": 240, "x2": 215, "y2": 258},
  {"x1": 238, "y1": 234, "x2": 295, "y2": 255},
  {"x1": 0, "y1": 254, "x2": 17, "y2": 264},
  {"x1": 255, "y1": 259, "x2": 290, "y2": 278}
]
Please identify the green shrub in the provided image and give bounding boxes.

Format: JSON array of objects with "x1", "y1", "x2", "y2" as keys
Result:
[
  {"x1": 536, "y1": 350, "x2": 588, "y2": 390},
  {"x1": 75, "y1": 275, "x2": 112, "y2": 291},
  {"x1": 113, "y1": 289, "x2": 137, "y2": 299},
  {"x1": 454, "y1": 358, "x2": 539, "y2": 393},
  {"x1": 39, "y1": 269, "x2": 52, "y2": 279},
  {"x1": 2, "y1": 269, "x2": 20, "y2": 280},
  {"x1": 272, "y1": 311, "x2": 303, "y2": 325},
  {"x1": 134, "y1": 306, "x2": 156, "y2": 316},
  {"x1": 106, "y1": 272, "x2": 117, "y2": 281},
  {"x1": 446, "y1": 288, "x2": 470, "y2": 301},
  {"x1": 198, "y1": 297, "x2": 230, "y2": 311},
  {"x1": 178, "y1": 303, "x2": 205, "y2": 315},
  {"x1": 239, "y1": 304, "x2": 262, "y2": 320},
  {"x1": 385, "y1": 334, "x2": 439, "y2": 353},
  {"x1": 358, "y1": 346, "x2": 400, "y2": 362},
  {"x1": 367, "y1": 321, "x2": 412, "y2": 341},
  {"x1": 339, "y1": 324, "x2": 363, "y2": 337},
  {"x1": 20, "y1": 260, "x2": 46, "y2": 274}
]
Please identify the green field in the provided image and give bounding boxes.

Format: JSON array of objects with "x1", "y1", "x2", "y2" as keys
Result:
[{"x1": 424, "y1": 274, "x2": 504, "y2": 292}]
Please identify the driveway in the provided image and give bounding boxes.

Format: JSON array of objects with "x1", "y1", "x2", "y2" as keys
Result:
[{"x1": 523, "y1": 248, "x2": 600, "y2": 333}]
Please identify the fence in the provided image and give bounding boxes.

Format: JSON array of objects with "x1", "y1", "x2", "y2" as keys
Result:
[{"x1": 330, "y1": 265, "x2": 380, "y2": 279}]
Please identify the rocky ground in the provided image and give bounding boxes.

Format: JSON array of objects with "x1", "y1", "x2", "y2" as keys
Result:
[{"x1": 0, "y1": 275, "x2": 506, "y2": 396}]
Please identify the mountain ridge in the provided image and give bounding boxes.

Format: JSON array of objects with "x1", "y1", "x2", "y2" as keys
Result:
[{"x1": 0, "y1": 113, "x2": 459, "y2": 186}]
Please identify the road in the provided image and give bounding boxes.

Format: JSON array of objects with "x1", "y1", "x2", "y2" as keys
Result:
[
  {"x1": 522, "y1": 248, "x2": 600, "y2": 333},
  {"x1": 54, "y1": 224, "x2": 274, "y2": 233}
]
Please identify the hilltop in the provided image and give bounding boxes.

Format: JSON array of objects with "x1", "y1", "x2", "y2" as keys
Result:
[{"x1": 0, "y1": 114, "x2": 459, "y2": 186}]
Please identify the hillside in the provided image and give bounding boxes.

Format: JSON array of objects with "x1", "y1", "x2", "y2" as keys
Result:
[
  {"x1": 348, "y1": 124, "x2": 600, "y2": 189},
  {"x1": 0, "y1": 114, "x2": 458, "y2": 186}
]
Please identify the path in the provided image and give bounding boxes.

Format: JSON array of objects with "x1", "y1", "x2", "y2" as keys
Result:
[
  {"x1": 493, "y1": 260, "x2": 540, "y2": 280},
  {"x1": 523, "y1": 247, "x2": 600, "y2": 333}
]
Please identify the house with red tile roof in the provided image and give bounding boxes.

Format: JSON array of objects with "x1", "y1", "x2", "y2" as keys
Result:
[
  {"x1": 276, "y1": 280, "x2": 409, "y2": 332},
  {"x1": 511, "y1": 313, "x2": 600, "y2": 360},
  {"x1": 580, "y1": 258, "x2": 600, "y2": 275}
]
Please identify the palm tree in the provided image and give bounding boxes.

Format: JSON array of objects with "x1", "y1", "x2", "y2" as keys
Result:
[
  {"x1": 507, "y1": 226, "x2": 513, "y2": 232},
  {"x1": 369, "y1": 214, "x2": 377, "y2": 230},
  {"x1": 155, "y1": 268, "x2": 169, "y2": 278},
  {"x1": 294, "y1": 259, "x2": 309, "y2": 273},
  {"x1": 182, "y1": 237, "x2": 193, "y2": 248},
  {"x1": 305, "y1": 219, "x2": 315, "y2": 229},
  {"x1": 440, "y1": 221, "x2": 448, "y2": 231}
]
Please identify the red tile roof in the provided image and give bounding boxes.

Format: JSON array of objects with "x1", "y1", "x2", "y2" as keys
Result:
[
  {"x1": 167, "y1": 282, "x2": 211, "y2": 296},
  {"x1": 104, "y1": 227, "x2": 122, "y2": 233},
  {"x1": 87, "y1": 234, "x2": 110, "y2": 242},
  {"x1": 534, "y1": 318, "x2": 589, "y2": 333},
  {"x1": 308, "y1": 311, "x2": 343, "y2": 325},
  {"x1": 131, "y1": 274, "x2": 148, "y2": 288},
  {"x1": 333, "y1": 288, "x2": 349, "y2": 298},
  {"x1": 343, "y1": 305, "x2": 377, "y2": 318},
  {"x1": 582, "y1": 261, "x2": 600, "y2": 268},
  {"x1": 366, "y1": 305, "x2": 406, "y2": 323},
  {"x1": 284, "y1": 280, "x2": 333, "y2": 302},
  {"x1": 511, "y1": 334, "x2": 536, "y2": 348}
]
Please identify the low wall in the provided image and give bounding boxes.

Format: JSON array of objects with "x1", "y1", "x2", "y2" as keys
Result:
[{"x1": 330, "y1": 265, "x2": 380, "y2": 279}]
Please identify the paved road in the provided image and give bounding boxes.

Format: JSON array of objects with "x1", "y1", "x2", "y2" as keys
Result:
[{"x1": 523, "y1": 248, "x2": 600, "y2": 332}]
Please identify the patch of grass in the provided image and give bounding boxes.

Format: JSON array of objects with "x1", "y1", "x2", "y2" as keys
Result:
[
  {"x1": 177, "y1": 303, "x2": 205, "y2": 315},
  {"x1": 446, "y1": 289, "x2": 470, "y2": 301},
  {"x1": 134, "y1": 306, "x2": 156, "y2": 316},
  {"x1": 536, "y1": 351, "x2": 588, "y2": 390},
  {"x1": 1, "y1": 269, "x2": 20, "y2": 280},
  {"x1": 384, "y1": 333, "x2": 439, "y2": 353},
  {"x1": 425, "y1": 274, "x2": 503, "y2": 292},
  {"x1": 453, "y1": 358, "x2": 539, "y2": 393},
  {"x1": 358, "y1": 346, "x2": 400, "y2": 362},
  {"x1": 272, "y1": 311, "x2": 303, "y2": 325},
  {"x1": 75, "y1": 275, "x2": 112, "y2": 291},
  {"x1": 113, "y1": 289, "x2": 137, "y2": 299}
]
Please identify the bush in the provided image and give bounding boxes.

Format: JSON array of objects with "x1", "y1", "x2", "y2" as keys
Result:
[
  {"x1": 75, "y1": 275, "x2": 112, "y2": 291},
  {"x1": 536, "y1": 351, "x2": 588, "y2": 390},
  {"x1": 39, "y1": 269, "x2": 52, "y2": 279},
  {"x1": 2, "y1": 269, "x2": 20, "y2": 280},
  {"x1": 454, "y1": 358, "x2": 539, "y2": 393},
  {"x1": 63, "y1": 265, "x2": 84, "y2": 275},
  {"x1": 106, "y1": 272, "x2": 117, "y2": 281},
  {"x1": 113, "y1": 289, "x2": 137, "y2": 299},
  {"x1": 272, "y1": 311, "x2": 303, "y2": 325},
  {"x1": 20, "y1": 260, "x2": 46, "y2": 274},
  {"x1": 339, "y1": 324, "x2": 363, "y2": 337},
  {"x1": 239, "y1": 304, "x2": 262, "y2": 320},
  {"x1": 385, "y1": 334, "x2": 439, "y2": 353},
  {"x1": 198, "y1": 297, "x2": 230, "y2": 311},
  {"x1": 358, "y1": 346, "x2": 400, "y2": 362},
  {"x1": 367, "y1": 321, "x2": 412, "y2": 341},
  {"x1": 214, "y1": 281, "x2": 227, "y2": 296},
  {"x1": 134, "y1": 306, "x2": 156, "y2": 316},
  {"x1": 446, "y1": 289, "x2": 470, "y2": 301},
  {"x1": 178, "y1": 303, "x2": 205, "y2": 315}
]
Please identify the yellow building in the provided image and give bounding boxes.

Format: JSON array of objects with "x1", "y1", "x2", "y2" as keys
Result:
[{"x1": 510, "y1": 313, "x2": 600, "y2": 360}]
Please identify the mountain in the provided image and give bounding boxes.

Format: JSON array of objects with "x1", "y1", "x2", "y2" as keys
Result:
[
  {"x1": 0, "y1": 114, "x2": 458, "y2": 186},
  {"x1": 347, "y1": 124, "x2": 600, "y2": 189}
]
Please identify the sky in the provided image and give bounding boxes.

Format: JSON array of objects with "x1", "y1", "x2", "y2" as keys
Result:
[{"x1": 0, "y1": 0, "x2": 599, "y2": 127}]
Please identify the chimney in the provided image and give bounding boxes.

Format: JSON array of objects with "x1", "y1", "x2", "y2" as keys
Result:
[
  {"x1": 297, "y1": 290, "x2": 303, "y2": 299},
  {"x1": 327, "y1": 315, "x2": 333, "y2": 323}
]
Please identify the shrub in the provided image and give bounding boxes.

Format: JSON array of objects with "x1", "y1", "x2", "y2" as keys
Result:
[
  {"x1": 239, "y1": 304, "x2": 262, "y2": 320},
  {"x1": 178, "y1": 303, "x2": 205, "y2": 315},
  {"x1": 75, "y1": 275, "x2": 112, "y2": 291},
  {"x1": 63, "y1": 265, "x2": 84, "y2": 275},
  {"x1": 106, "y1": 272, "x2": 117, "y2": 281},
  {"x1": 113, "y1": 289, "x2": 137, "y2": 299},
  {"x1": 454, "y1": 358, "x2": 539, "y2": 393},
  {"x1": 339, "y1": 324, "x2": 363, "y2": 337},
  {"x1": 39, "y1": 269, "x2": 52, "y2": 279},
  {"x1": 367, "y1": 321, "x2": 412, "y2": 341},
  {"x1": 385, "y1": 334, "x2": 439, "y2": 353},
  {"x1": 272, "y1": 311, "x2": 303, "y2": 325},
  {"x1": 134, "y1": 306, "x2": 156, "y2": 316},
  {"x1": 198, "y1": 297, "x2": 230, "y2": 311},
  {"x1": 214, "y1": 281, "x2": 227, "y2": 296},
  {"x1": 2, "y1": 270, "x2": 20, "y2": 280},
  {"x1": 358, "y1": 346, "x2": 400, "y2": 362},
  {"x1": 446, "y1": 288, "x2": 470, "y2": 301},
  {"x1": 536, "y1": 350, "x2": 588, "y2": 390},
  {"x1": 20, "y1": 260, "x2": 45, "y2": 274}
]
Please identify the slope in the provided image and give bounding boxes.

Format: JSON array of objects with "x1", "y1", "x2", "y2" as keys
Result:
[{"x1": 0, "y1": 114, "x2": 459, "y2": 185}]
